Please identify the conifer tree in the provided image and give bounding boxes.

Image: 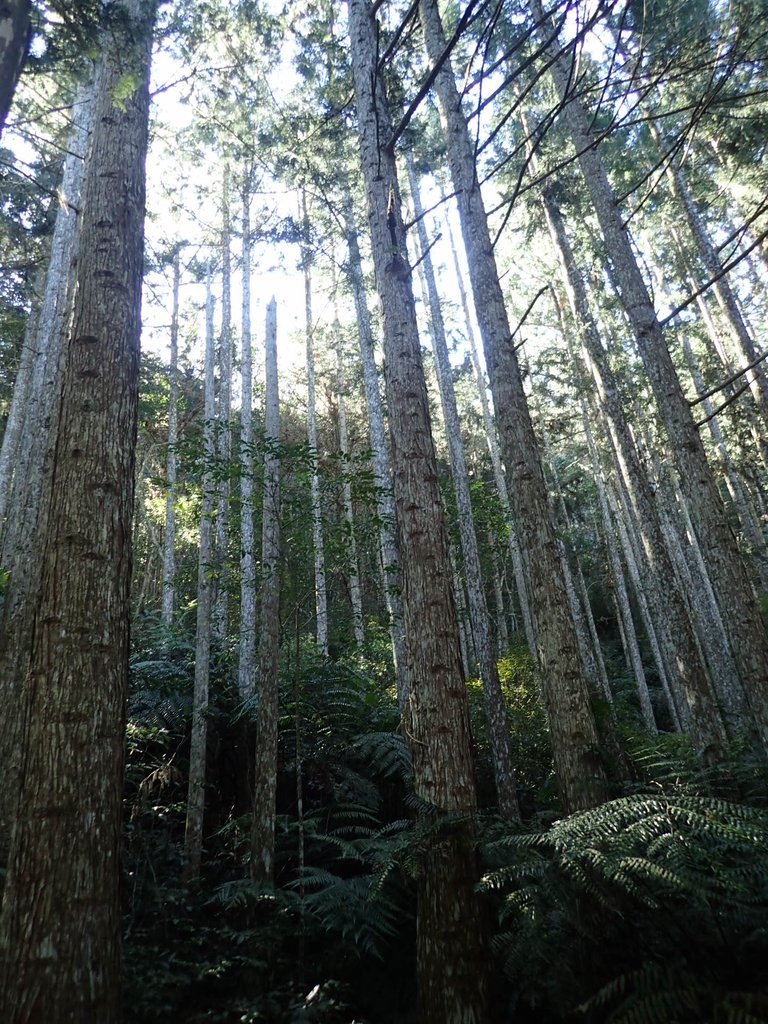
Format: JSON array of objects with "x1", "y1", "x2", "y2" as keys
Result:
[{"x1": 0, "y1": 0, "x2": 154, "y2": 1015}]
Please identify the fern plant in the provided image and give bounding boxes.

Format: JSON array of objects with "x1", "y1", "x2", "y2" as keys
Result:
[{"x1": 482, "y1": 793, "x2": 768, "y2": 1022}]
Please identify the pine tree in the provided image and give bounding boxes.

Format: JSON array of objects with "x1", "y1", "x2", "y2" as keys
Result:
[
  {"x1": 251, "y1": 296, "x2": 281, "y2": 884},
  {"x1": 419, "y1": 0, "x2": 607, "y2": 812},
  {"x1": 348, "y1": 1, "x2": 489, "y2": 1018},
  {"x1": 0, "y1": 1, "x2": 154, "y2": 1015}
]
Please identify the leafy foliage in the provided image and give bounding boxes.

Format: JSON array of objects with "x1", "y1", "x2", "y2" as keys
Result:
[{"x1": 483, "y1": 793, "x2": 768, "y2": 1022}]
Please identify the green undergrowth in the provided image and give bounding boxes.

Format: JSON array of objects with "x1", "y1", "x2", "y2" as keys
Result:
[{"x1": 122, "y1": 636, "x2": 768, "y2": 1023}]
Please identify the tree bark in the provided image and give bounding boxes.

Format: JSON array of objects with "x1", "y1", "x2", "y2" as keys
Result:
[
  {"x1": 161, "y1": 247, "x2": 181, "y2": 629},
  {"x1": 680, "y1": 331, "x2": 768, "y2": 592},
  {"x1": 183, "y1": 267, "x2": 216, "y2": 884},
  {"x1": 407, "y1": 152, "x2": 519, "y2": 820},
  {"x1": 348, "y1": 1, "x2": 489, "y2": 1019},
  {"x1": 250, "y1": 297, "x2": 281, "y2": 884},
  {"x1": 420, "y1": 0, "x2": 606, "y2": 813},
  {"x1": 302, "y1": 191, "x2": 329, "y2": 656},
  {"x1": 438, "y1": 183, "x2": 536, "y2": 655},
  {"x1": 581, "y1": 403, "x2": 657, "y2": 731},
  {"x1": 530, "y1": 0, "x2": 768, "y2": 752},
  {"x1": 335, "y1": 329, "x2": 365, "y2": 648},
  {"x1": 0, "y1": 82, "x2": 91, "y2": 569},
  {"x1": 0, "y1": 4, "x2": 153, "y2": 1017},
  {"x1": 239, "y1": 177, "x2": 257, "y2": 700},
  {"x1": 541, "y1": 187, "x2": 727, "y2": 758},
  {"x1": 341, "y1": 184, "x2": 409, "y2": 706},
  {"x1": 213, "y1": 167, "x2": 232, "y2": 642},
  {"x1": 654, "y1": 124, "x2": 768, "y2": 424}
]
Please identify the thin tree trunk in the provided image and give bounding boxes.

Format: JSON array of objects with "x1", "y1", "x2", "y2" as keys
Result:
[
  {"x1": 301, "y1": 191, "x2": 329, "y2": 656},
  {"x1": 421, "y1": 0, "x2": 606, "y2": 813},
  {"x1": 335, "y1": 331, "x2": 365, "y2": 648},
  {"x1": 545, "y1": 442, "x2": 611, "y2": 703},
  {"x1": 251, "y1": 297, "x2": 281, "y2": 884},
  {"x1": 0, "y1": 294, "x2": 38, "y2": 543},
  {"x1": 608, "y1": 480, "x2": 683, "y2": 731},
  {"x1": 582, "y1": 407, "x2": 656, "y2": 731},
  {"x1": 680, "y1": 331, "x2": 768, "y2": 591},
  {"x1": 491, "y1": 552, "x2": 510, "y2": 654},
  {"x1": 213, "y1": 167, "x2": 232, "y2": 643},
  {"x1": 348, "y1": 2, "x2": 489, "y2": 1019},
  {"x1": 161, "y1": 247, "x2": 181, "y2": 629},
  {"x1": 653, "y1": 124, "x2": 768, "y2": 424},
  {"x1": 239, "y1": 176, "x2": 257, "y2": 700},
  {"x1": 0, "y1": 6, "x2": 153, "y2": 1017},
  {"x1": 438, "y1": 182, "x2": 536, "y2": 655},
  {"x1": 0, "y1": 82, "x2": 92, "y2": 567},
  {"x1": 541, "y1": 189, "x2": 727, "y2": 757},
  {"x1": 341, "y1": 184, "x2": 408, "y2": 706},
  {"x1": 530, "y1": 0, "x2": 768, "y2": 751},
  {"x1": 183, "y1": 266, "x2": 216, "y2": 884},
  {"x1": 449, "y1": 541, "x2": 474, "y2": 678},
  {"x1": 407, "y1": 153, "x2": 519, "y2": 820},
  {"x1": 673, "y1": 231, "x2": 768, "y2": 474}
]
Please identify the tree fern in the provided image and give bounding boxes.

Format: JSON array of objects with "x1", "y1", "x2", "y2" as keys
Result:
[{"x1": 482, "y1": 794, "x2": 768, "y2": 1022}]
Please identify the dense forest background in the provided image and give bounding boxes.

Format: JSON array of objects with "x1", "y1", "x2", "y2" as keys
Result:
[{"x1": 1, "y1": 0, "x2": 768, "y2": 1021}]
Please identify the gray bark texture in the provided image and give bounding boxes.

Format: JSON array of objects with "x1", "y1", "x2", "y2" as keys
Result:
[
  {"x1": 341, "y1": 184, "x2": 409, "y2": 706},
  {"x1": 183, "y1": 267, "x2": 216, "y2": 884},
  {"x1": 213, "y1": 168, "x2": 232, "y2": 642},
  {"x1": 656, "y1": 127, "x2": 768, "y2": 423},
  {"x1": 348, "y1": 1, "x2": 489, "y2": 1019},
  {"x1": 439, "y1": 185, "x2": 536, "y2": 655},
  {"x1": 302, "y1": 193, "x2": 329, "y2": 656},
  {"x1": 161, "y1": 248, "x2": 181, "y2": 628},
  {"x1": 581, "y1": 403, "x2": 656, "y2": 731},
  {"x1": 421, "y1": 0, "x2": 606, "y2": 813},
  {"x1": 0, "y1": 4, "x2": 153, "y2": 1018},
  {"x1": 335, "y1": 335, "x2": 365, "y2": 648},
  {"x1": 541, "y1": 187, "x2": 727, "y2": 758},
  {"x1": 250, "y1": 297, "x2": 281, "y2": 884},
  {"x1": 239, "y1": 181, "x2": 257, "y2": 700},
  {"x1": 0, "y1": 82, "x2": 92, "y2": 568}
]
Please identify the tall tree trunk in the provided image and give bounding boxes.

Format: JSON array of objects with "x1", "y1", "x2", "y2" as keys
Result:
[
  {"x1": 213, "y1": 167, "x2": 232, "y2": 643},
  {"x1": 407, "y1": 153, "x2": 519, "y2": 820},
  {"x1": 335, "y1": 330, "x2": 365, "y2": 648},
  {"x1": 680, "y1": 332, "x2": 768, "y2": 591},
  {"x1": 341, "y1": 184, "x2": 408, "y2": 706},
  {"x1": 0, "y1": 4, "x2": 153, "y2": 1018},
  {"x1": 251, "y1": 297, "x2": 281, "y2": 884},
  {"x1": 301, "y1": 191, "x2": 329, "y2": 656},
  {"x1": 581, "y1": 403, "x2": 657, "y2": 731},
  {"x1": 0, "y1": 291, "x2": 38, "y2": 545},
  {"x1": 672, "y1": 232, "x2": 768, "y2": 475},
  {"x1": 0, "y1": 0, "x2": 30, "y2": 138},
  {"x1": 348, "y1": 2, "x2": 489, "y2": 1020},
  {"x1": 491, "y1": 552, "x2": 510, "y2": 654},
  {"x1": 529, "y1": 0, "x2": 768, "y2": 751},
  {"x1": 608, "y1": 479, "x2": 683, "y2": 731},
  {"x1": 652, "y1": 123, "x2": 768, "y2": 424},
  {"x1": 438, "y1": 182, "x2": 536, "y2": 654},
  {"x1": 183, "y1": 268, "x2": 216, "y2": 883},
  {"x1": 544, "y1": 438, "x2": 611, "y2": 703},
  {"x1": 540, "y1": 187, "x2": 727, "y2": 758},
  {"x1": 0, "y1": 82, "x2": 92, "y2": 566},
  {"x1": 161, "y1": 247, "x2": 181, "y2": 629},
  {"x1": 420, "y1": 0, "x2": 606, "y2": 813},
  {"x1": 239, "y1": 177, "x2": 257, "y2": 700}
]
